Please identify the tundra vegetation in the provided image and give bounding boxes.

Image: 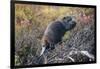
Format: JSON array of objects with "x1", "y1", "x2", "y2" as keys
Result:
[{"x1": 15, "y1": 4, "x2": 95, "y2": 66}]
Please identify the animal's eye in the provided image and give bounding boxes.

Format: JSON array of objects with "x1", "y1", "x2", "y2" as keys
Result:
[{"x1": 63, "y1": 16, "x2": 72, "y2": 22}]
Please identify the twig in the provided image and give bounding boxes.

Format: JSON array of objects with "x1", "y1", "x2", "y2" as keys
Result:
[{"x1": 48, "y1": 54, "x2": 58, "y2": 61}]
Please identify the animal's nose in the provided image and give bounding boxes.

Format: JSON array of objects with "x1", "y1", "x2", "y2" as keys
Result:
[{"x1": 72, "y1": 16, "x2": 76, "y2": 21}]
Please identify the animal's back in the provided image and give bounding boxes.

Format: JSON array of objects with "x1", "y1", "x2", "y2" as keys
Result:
[{"x1": 43, "y1": 21, "x2": 66, "y2": 44}]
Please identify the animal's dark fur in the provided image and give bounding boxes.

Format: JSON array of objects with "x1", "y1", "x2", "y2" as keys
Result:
[{"x1": 41, "y1": 16, "x2": 76, "y2": 55}]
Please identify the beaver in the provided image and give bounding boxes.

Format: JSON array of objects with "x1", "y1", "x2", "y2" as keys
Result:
[{"x1": 40, "y1": 16, "x2": 76, "y2": 56}]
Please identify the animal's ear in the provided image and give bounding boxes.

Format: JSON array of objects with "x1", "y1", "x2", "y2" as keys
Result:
[{"x1": 62, "y1": 17, "x2": 67, "y2": 21}]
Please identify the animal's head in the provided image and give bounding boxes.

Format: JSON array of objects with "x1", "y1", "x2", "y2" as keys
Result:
[{"x1": 62, "y1": 16, "x2": 76, "y2": 30}]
